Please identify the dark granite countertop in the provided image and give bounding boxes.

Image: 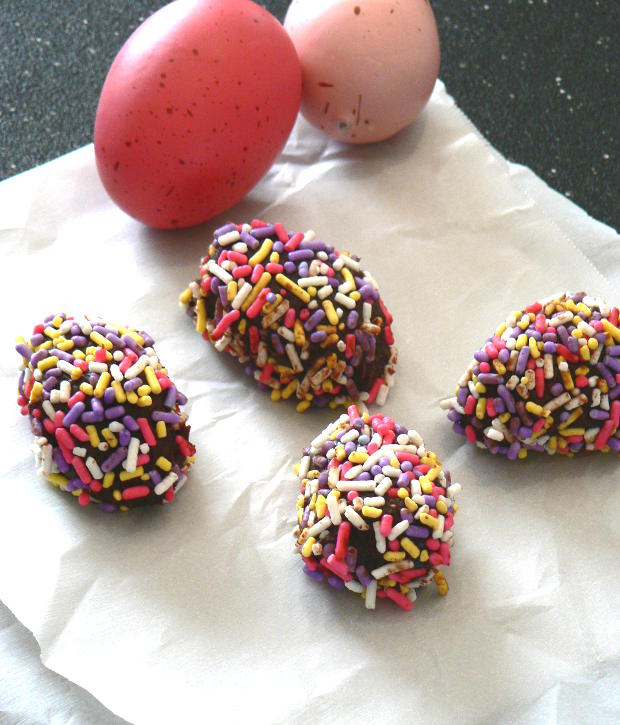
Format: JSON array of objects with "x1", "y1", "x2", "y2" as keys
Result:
[{"x1": 1, "y1": 1, "x2": 618, "y2": 231}]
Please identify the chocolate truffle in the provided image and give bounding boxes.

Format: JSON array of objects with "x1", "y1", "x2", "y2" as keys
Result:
[
  {"x1": 442, "y1": 292, "x2": 620, "y2": 458},
  {"x1": 294, "y1": 406, "x2": 460, "y2": 611},
  {"x1": 180, "y1": 221, "x2": 397, "y2": 412},
  {"x1": 16, "y1": 314, "x2": 195, "y2": 511}
]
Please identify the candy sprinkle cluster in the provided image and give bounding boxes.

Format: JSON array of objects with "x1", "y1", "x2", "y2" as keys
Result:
[
  {"x1": 294, "y1": 406, "x2": 460, "y2": 611},
  {"x1": 16, "y1": 314, "x2": 196, "y2": 511},
  {"x1": 180, "y1": 220, "x2": 397, "y2": 412},
  {"x1": 442, "y1": 292, "x2": 620, "y2": 458}
]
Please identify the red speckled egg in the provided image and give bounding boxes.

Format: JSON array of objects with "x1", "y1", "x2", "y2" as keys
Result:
[{"x1": 94, "y1": 0, "x2": 301, "y2": 229}]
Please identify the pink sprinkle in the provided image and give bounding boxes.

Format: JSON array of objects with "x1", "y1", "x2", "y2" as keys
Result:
[{"x1": 380, "y1": 514, "x2": 393, "y2": 537}]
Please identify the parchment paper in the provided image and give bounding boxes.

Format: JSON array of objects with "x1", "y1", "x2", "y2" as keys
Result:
[{"x1": 1, "y1": 81, "x2": 619, "y2": 724}]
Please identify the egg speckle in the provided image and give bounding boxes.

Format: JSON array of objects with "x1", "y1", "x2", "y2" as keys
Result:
[
  {"x1": 95, "y1": 0, "x2": 301, "y2": 229},
  {"x1": 284, "y1": 0, "x2": 440, "y2": 144}
]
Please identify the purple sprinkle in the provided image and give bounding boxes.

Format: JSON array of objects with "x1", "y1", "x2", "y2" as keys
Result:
[
  {"x1": 43, "y1": 377, "x2": 57, "y2": 391},
  {"x1": 215, "y1": 222, "x2": 237, "y2": 237},
  {"x1": 310, "y1": 330, "x2": 327, "y2": 343},
  {"x1": 304, "y1": 309, "x2": 325, "y2": 332},
  {"x1": 103, "y1": 388, "x2": 116, "y2": 406},
  {"x1": 597, "y1": 363, "x2": 616, "y2": 387},
  {"x1": 273, "y1": 241, "x2": 284, "y2": 254},
  {"x1": 288, "y1": 249, "x2": 314, "y2": 262},
  {"x1": 474, "y1": 350, "x2": 489, "y2": 363},
  {"x1": 478, "y1": 373, "x2": 503, "y2": 385},
  {"x1": 152, "y1": 411, "x2": 180, "y2": 424},
  {"x1": 299, "y1": 239, "x2": 327, "y2": 251},
  {"x1": 122, "y1": 415, "x2": 139, "y2": 432},
  {"x1": 123, "y1": 378, "x2": 142, "y2": 392},
  {"x1": 122, "y1": 335, "x2": 143, "y2": 355},
  {"x1": 355, "y1": 566, "x2": 372, "y2": 587},
  {"x1": 516, "y1": 346, "x2": 530, "y2": 374},
  {"x1": 15, "y1": 343, "x2": 32, "y2": 360},
  {"x1": 72, "y1": 335, "x2": 87, "y2": 347},
  {"x1": 106, "y1": 332, "x2": 123, "y2": 348},
  {"x1": 283, "y1": 261, "x2": 296, "y2": 274},
  {"x1": 105, "y1": 405, "x2": 125, "y2": 420},
  {"x1": 101, "y1": 447, "x2": 128, "y2": 472},
  {"x1": 497, "y1": 385, "x2": 516, "y2": 413},
  {"x1": 99, "y1": 503, "x2": 117, "y2": 513},
  {"x1": 251, "y1": 224, "x2": 275, "y2": 240},
  {"x1": 30, "y1": 349, "x2": 49, "y2": 367},
  {"x1": 52, "y1": 447, "x2": 71, "y2": 473},
  {"x1": 498, "y1": 348, "x2": 510, "y2": 364},
  {"x1": 407, "y1": 525, "x2": 429, "y2": 539},
  {"x1": 164, "y1": 385, "x2": 178, "y2": 409},
  {"x1": 210, "y1": 276, "x2": 220, "y2": 295},
  {"x1": 62, "y1": 402, "x2": 85, "y2": 428},
  {"x1": 543, "y1": 341, "x2": 557, "y2": 353},
  {"x1": 605, "y1": 355, "x2": 620, "y2": 374},
  {"x1": 240, "y1": 230, "x2": 259, "y2": 249},
  {"x1": 30, "y1": 333, "x2": 45, "y2": 346},
  {"x1": 346, "y1": 310, "x2": 359, "y2": 330},
  {"x1": 304, "y1": 566, "x2": 324, "y2": 582}
]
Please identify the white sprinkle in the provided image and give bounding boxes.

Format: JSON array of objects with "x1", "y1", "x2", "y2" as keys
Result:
[
  {"x1": 72, "y1": 446, "x2": 87, "y2": 457},
  {"x1": 317, "y1": 285, "x2": 334, "y2": 300},
  {"x1": 298, "y1": 455, "x2": 311, "y2": 479},
  {"x1": 374, "y1": 477, "x2": 391, "y2": 496},
  {"x1": 285, "y1": 343, "x2": 304, "y2": 373},
  {"x1": 306, "y1": 516, "x2": 332, "y2": 538},
  {"x1": 373, "y1": 522, "x2": 387, "y2": 553},
  {"x1": 371, "y1": 560, "x2": 413, "y2": 579},
  {"x1": 344, "y1": 506, "x2": 369, "y2": 531},
  {"x1": 217, "y1": 230, "x2": 240, "y2": 246},
  {"x1": 336, "y1": 480, "x2": 376, "y2": 492},
  {"x1": 387, "y1": 520, "x2": 409, "y2": 541},
  {"x1": 85, "y1": 456, "x2": 103, "y2": 480},
  {"x1": 42, "y1": 444, "x2": 52, "y2": 475},
  {"x1": 126, "y1": 437, "x2": 140, "y2": 473},
  {"x1": 376, "y1": 384, "x2": 389, "y2": 406},
  {"x1": 334, "y1": 292, "x2": 356, "y2": 310},
  {"x1": 231, "y1": 241, "x2": 248, "y2": 253},
  {"x1": 206, "y1": 259, "x2": 233, "y2": 284},
  {"x1": 365, "y1": 580, "x2": 377, "y2": 609},
  {"x1": 124, "y1": 355, "x2": 149, "y2": 379},
  {"x1": 110, "y1": 364, "x2": 124, "y2": 382},
  {"x1": 57, "y1": 360, "x2": 77, "y2": 377},
  {"x1": 326, "y1": 495, "x2": 342, "y2": 525},
  {"x1": 277, "y1": 326, "x2": 295, "y2": 342},
  {"x1": 381, "y1": 465, "x2": 401, "y2": 479},
  {"x1": 297, "y1": 275, "x2": 329, "y2": 288},
  {"x1": 89, "y1": 362, "x2": 108, "y2": 373},
  {"x1": 345, "y1": 580, "x2": 364, "y2": 594},
  {"x1": 344, "y1": 464, "x2": 363, "y2": 480},
  {"x1": 154, "y1": 471, "x2": 178, "y2": 496},
  {"x1": 42, "y1": 400, "x2": 55, "y2": 420},
  {"x1": 447, "y1": 483, "x2": 461, "y2": 498}
]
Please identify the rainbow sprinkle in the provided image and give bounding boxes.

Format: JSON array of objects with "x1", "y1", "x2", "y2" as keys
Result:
[
  {"x1": 442, "y1": 292, "x2": 620, "y2": 458},
  {"x1": 294, "y1": 406, "x2": 460, "y2": 611},
  {"x1": 15, "y1": 314, "x2": 195, "y2": 510},
  {"x1": 180, "y1": 220, "x2": 397, "y2": 412}
]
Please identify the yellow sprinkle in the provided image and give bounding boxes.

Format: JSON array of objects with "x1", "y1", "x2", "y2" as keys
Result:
[
  {"x1": 52, "y1": 315, "x2": 63, "y2": 328},
  {"x1": 241, "y1": 272, "x2": 273, "y2": 311},
  {"x1": 94, "y1": 371, "x2": 111, "y2": 398},
  {"x1": 294, "y1": 319, "x2": 306, "y2": 347},
  {"x1": 427, "y1": 466, "x2": 441, "y2": 482},
  {"x1": 335, "y1": 446, "x2": 347, "y2": 462},
  {"x1": 248, "y1": 238, "x2": 273, "y2": 266},
  {"x1": 43, "y1": 326, "x2": 62, "y2": 339},
  {"x1": 112, "y1": 380, "x2": 126, "y2": 403},
  {"x1": 348, "y1": 451, "x2": 368, "y2": 464},
  {"x1": 137, "y1": 384, "x2": 151, "y2": 397},
  {"x1": 342, "y1": 268, "x2": 355, "y2": 287},
  {"x1": 269, "y1": 251, "x2": 280, "y2": 263},
  {"x1": 516, "y1": 333, "x2": 527, "y2": 349},
  {"x1": 156, "y1": 456, "x2": 172, "y2": 471},
  {"x1": 307, "y1": 286, "x2": 317, "y2": 298},
  {"x1": 275, "y1": 273, "x2": 310, "y2": 303},
  {"x1": 308, "y1": 492, "x2": 317, "y2": 510},
  {"x1": 560, "y1": 368, "x2": 574, "y2": 390},
  {"x1": 101, "y1": 428, "x2": 118, "y2": 448},
  {"x1": 119, "y1": 467, "x2": 144, "y2": 482},
  {"x1": 602, "y1": 319, "x2": 620, "y2": 342},
  {"x1": 301, "y1": 537, "x2": 316, "y2": 558},
  {"x1": 79, "y1": 384, "x2": 95, "y2": 398},
  {"x1": 517, "y1": 448, "x2": 528, "y2": 459},
  {"x1": 281, "y1": 380, "x2": 298, "y2": 400},
  {"x1": 499, "y1": 412, "x2": 511, "y2": 424},
  {"x1": 495, "y1": 322, "x2": 507, "y2": 336},
  {"x1": 492, "y1": 359, "x2": 507, "y2": 375},
  {"x1": 404, "y1": 497, "x2": 418, "y2": 513},
  {"x1": 121, "y1": 329, "x2": 145, "y2": 346},
  {"x1": 378, "y1": 577, "x2": 397, "y2": 588},
  {"x1": 195, "y1": 298, "x2": 207, "y2": 334},
  {"x1": 436, "y1": 500, "x2": 448, "y2": 515},
  {"x1": 113, "y1": 490, "x2": 122, "y2": 502},
  {"x1": 434, "y1": 570, "x2": 449, "y2": 596},
  {"x1": 137, "y1": 395, "x2": 152, "y2": 407},
  {"x1": 46, "y1": 473, "x2": 68, "y2": 488},
  {"x1": 571, "y1": 327, "x2": 583, "y2": 339},
  {"x1": 473, "y1": 381, "x2": 487, "y2": 394},
  {"x1": 29, "y1": 381, "x2": 43, "y2": 403},
  {"x1": 560, "y1": 427, "x2": 586, "y2": 437},
  {"x1": 419, "y1": 512, "x2": 439, "y2": 529},
  {"x1": 238, "y1": 319, "x2": 247, "y2": 335},
  {"x1": 349, "y1": 291, "x2": 361, "y2": 302},
  {"x1": 587, "y1": 337, "x2": 598, "y2": 351},
  {"x1": 419, "y1": 476, "x2": 433, "y2": 494},
  {"x1": 401, "y1": 537, "x2": 420, "y2": 558},
  {"x1": 179, "y1": 287, "x2": 193, "y2": 304},
  {"x1": 475, "y1": 397, "x2": 487, "y2": 420},
  {"x1": 227, "y1": 281, "x2": 238, "y2": 303},
  {"x1": 384, "y1": 551, "x2": 406, "y2": 561},
  {"x1": 103, "y1": 472, "x2": 115, "y2": 489},
  {"x1": 90, "y1": 330, "x2": 113, "y2": 350},
  {"x1": 529, "y1": 336, "x2": 541, "y2": 358},
  {"x1": 316, "y1": 495, "x2": 327, "y2": 519},
  {"x1": 38, "y1": 355, "x2": 58, "y2": 372},
  {"x1": 296, "y1": 400, "x2": 311, "y2": 413},
  {"x1": 126, "y1": 391, "x2": 139, "y2": 405},
  {"x1": 548, "y1": 436, "x2": 557, "y2": 451},
  {"x1": 579, "y1": 345, "x2": 590, "y2": 361},
  {"x1": 419, "y1": 550, "x2": 429, "y2": 563},
  {"x1": 362, "y1": 506, "x2": 382, "y2": 519},
  {"x1": 525, "y1": 401, "x2": 548, "y2": 417},
  {"x1": 86, "y1": 425, "x2": 100, "y2": 448},
  {"x1": 397, "y1": 487, "x2": 408, "y2": 499},
  {"x1": 144, "y1": 366, "x2": 162, "y2": 394},
  {"x1": 558, "y1": 407, "x2": 583, "y2": 429},
  {"x1": 321, "y1": 300, "x2": 338, "y2": 325}
]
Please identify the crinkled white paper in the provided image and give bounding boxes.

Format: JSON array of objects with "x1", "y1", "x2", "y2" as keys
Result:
[{"x1": 1, "y1": 81, "x2": 619, "y2": 724}]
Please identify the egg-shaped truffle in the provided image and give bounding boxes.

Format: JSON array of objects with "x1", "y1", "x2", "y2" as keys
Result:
[
  {"x1": 180, "y1": 221, "x2": 397, "y2": 411},
  {"x1": 294, "y1": 406, "x2": 460, "y2": 611},
  {"x1": 15, "y1": 314, "x2": 195, "y2": 511},
  {"x1": 442, "y1": 292, "x2": 620, "y2": 458}
]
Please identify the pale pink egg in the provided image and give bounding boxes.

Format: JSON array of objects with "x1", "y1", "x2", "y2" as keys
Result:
[{"x1": 284, "y1": 0, "x2": 440, "y2": 144}]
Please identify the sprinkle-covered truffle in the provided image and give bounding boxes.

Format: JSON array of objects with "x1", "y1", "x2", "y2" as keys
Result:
[
  {"x1": 442, "y1": 292, "x2": 620, "y2": 458},
  {"x1": 16, "y1": 314, "x2": 195, "y2": 511},
  {"x1": 294, "y1": 406, "x2": 460, "y2": 611},
  {"x1": 180, "y1": 220, "x2": 397, "y2": 412}
]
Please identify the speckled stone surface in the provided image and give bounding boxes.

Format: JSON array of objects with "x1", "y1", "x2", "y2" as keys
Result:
[{"x1": 1, "y1": 0, "x2": 618, "y2": 231}]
